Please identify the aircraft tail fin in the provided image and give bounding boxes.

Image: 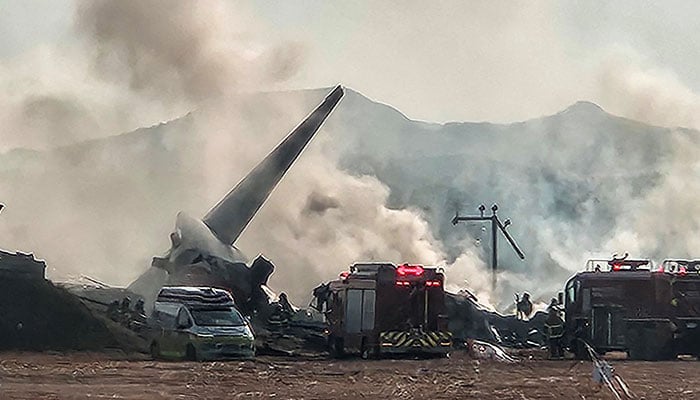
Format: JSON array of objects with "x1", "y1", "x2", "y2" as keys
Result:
[{"x1": 203, "y1": 85, "x2": 344, "y2": 244}]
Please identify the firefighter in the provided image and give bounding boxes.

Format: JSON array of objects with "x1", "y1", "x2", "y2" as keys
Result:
[
  {"x1": 129, "y1": 299, "x2": 147, "y2": 331},
  {"x1": 516, "y1": 292, "x2": 533, "y2": 320},
  {"x1": 118, "y1": 297, "x2": 132, "y2": 325},
  {"x1": 278, "y1": 292, "x2": 294, "y2": 320},
  {"x1": 544, "y1": 298, "x2": 564, "y2": 359},
  {"x1": 107, "y1": 300, "x2": 120, "y2": 322},
  {"x1": 134, "y1": 299, "x2": 145, "y2": 316}
]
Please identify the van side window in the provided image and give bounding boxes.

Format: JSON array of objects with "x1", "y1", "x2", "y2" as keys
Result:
[{"x1": 176, "y1": 308, "x2": 191, "y2": 328}]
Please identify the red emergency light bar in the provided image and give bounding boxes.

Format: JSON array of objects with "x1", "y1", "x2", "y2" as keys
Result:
[
  {"x1": 397, "y1": 264, "x2": 424, "y2": 276},
  {"x1": 339, "y1": 271, "x2": 350, "y2": 279}
]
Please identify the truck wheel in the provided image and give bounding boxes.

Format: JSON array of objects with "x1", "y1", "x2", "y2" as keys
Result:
[
  {"x1": 627, "y1": 326, "x2": 675, "y2": 361},
  {"x1": 361, "y1": 347, "x2": 370, "y2": 360},
  {"x1": 360, "y1": 340, "x2": 378, "y2": 360},
  {"x1": 650, "y1": 343, "x2": 675, "y2": 361},
  {"x1": 627, "y1": 342, "x2": 646, "y2": 361},
  {"x1": 329, "y1": 337, "x2": 345, "y2": 359},
  {"x1": 572, "y1": 341, "x2": 590, "y2": 360},
  {"x1": 150, "y1": 341, "x2": 160, "y2": 360},
  {"x1": 186, "y1": 344, "x2": 198, "y2": 361}
]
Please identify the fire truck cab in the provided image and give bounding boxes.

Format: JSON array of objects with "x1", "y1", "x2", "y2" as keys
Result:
[
  {"x1": 562, "y1": 257, "x2": 700, "y2": 360},
  {"x1": 323, "y1": 263, "x2": 451, "y2": 358}
]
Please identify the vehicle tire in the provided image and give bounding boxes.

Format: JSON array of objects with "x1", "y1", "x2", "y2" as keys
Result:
[
  {"x1": 627, "y1": 323, "x2": 675, "y2": 361},
  {"x1": 329, "y1": 337, "x2": 345, "y2": 359},
  {"x1": 361, "y1": 348, "x2": 370, "y2": 360},
  {"x1": 150, "y1": 341, "x2": 160, "y2": 360},
  {"x1": 360, "y1": 340, "x2": 378, "y2": 360},
  {"x1": 572, "y1": 340, "x2": 590, "y2": 360},
  {"x1": 186, "y1": 344, "x2": 198, "y2": 361}
]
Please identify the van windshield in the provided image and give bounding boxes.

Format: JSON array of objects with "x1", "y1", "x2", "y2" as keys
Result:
[{"x1": 191, "y1": 308, "x2": 245, "y2": 327}]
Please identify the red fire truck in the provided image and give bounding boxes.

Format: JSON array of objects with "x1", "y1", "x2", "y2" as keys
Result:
[
  {"x1": 322, "y1": 263, "x2": 452, "y2": 358},
  {"x1": 562, "y1": 257, "x2": 700, "y2": 360}
]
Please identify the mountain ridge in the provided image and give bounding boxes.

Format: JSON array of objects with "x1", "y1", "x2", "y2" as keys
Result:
[
  {"x1": 0, "y1": 86, "x2": 696, "y2": 307},
  {"x1": 3, "y1": 88, "x2": 694, "y2": 159}
]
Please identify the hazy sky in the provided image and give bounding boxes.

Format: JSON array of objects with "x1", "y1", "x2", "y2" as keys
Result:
[{"x1": 2, "y1": 0, "x2": 700, "y2": 123}]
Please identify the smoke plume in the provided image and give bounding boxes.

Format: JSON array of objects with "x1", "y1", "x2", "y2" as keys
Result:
[
  {"x1": 4, "y1": 2, "x2": 700, "y2": 313},
  {"x1": 0, "y1": 0, "x2": 464, "y2": 308}
]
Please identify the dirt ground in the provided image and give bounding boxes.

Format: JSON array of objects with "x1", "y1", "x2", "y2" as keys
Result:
[{"x1": 0, "y1": 351, "x2": 697, "y2": 400}]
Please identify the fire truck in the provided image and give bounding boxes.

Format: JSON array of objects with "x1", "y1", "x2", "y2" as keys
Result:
[
  {"x1": 561, "y1": 256, "x2": 700, "y2": 360},
  {"x1": 658, "y1": 259, "x2": 700, "y2": 357},
  {"x1": 322, "y1": 263, "x2": 452, "y2": 358}
]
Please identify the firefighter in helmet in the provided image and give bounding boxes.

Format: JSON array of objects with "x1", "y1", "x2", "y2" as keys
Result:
[
  {"x1": 544, "y1": 298, "x2": 564, "y2": 359},
  {"x1": 516, "y1": 292, "x2": 533, "y2": 320}
]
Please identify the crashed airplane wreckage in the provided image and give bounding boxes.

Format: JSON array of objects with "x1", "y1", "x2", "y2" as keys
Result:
[
  {"x1": 126, "y1": 85, "x2": 344, "y2": 316},
  {"x1": 72, "y1": 84, "x2": 545, "y2": 355}
]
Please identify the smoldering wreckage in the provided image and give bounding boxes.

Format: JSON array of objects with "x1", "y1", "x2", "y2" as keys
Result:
[{"x1": 1, "y1": 86, "x2": 698, "y2": 392}]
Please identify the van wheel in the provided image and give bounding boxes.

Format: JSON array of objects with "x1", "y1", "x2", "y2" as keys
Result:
[
  {"x1": 186, "y1": 344, "x2": 198, "y2": 361},
  {"x1": 150, "y1": 341, "x2": 160, "y2": 360}
]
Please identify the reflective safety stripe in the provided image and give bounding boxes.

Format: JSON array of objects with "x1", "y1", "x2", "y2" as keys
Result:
[
  {"x1": 544, "y1": 324, "x2": 564, "y2": 339},
  {"x1": 380, "y1": 331, "x2": 452, "y2": 348}
]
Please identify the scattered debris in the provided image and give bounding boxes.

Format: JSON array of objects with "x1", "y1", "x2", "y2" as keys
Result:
[
  {"x1": 0, "y1": 276, "x2": 139, "y2": 351},
  {"x1": 466, "y1": 339, "x2": 517, "y2": 362},
  {"x1": 583, "y1": 341, "x2": 636, "y2": 400}
]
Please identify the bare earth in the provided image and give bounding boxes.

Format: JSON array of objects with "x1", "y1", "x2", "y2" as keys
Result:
[{"x1": 0, "y1": 352, "x2": 697, "y2": 399}]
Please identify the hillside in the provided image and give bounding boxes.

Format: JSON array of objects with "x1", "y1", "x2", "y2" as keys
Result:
[{"x1": 1, "y1": 87, "x2": 697, "y2": 307}]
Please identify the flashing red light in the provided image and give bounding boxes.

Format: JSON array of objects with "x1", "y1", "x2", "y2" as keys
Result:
[
  {"x1": 425, "y1": 280, "x2": 441, "y2": 287},
  {"x1": 339, "y1": 271, "x2": 350, "y2": 279},
  {"x1": 679, "y1": 266, "x2": 688, "y2": 276},
  {"x1": 397, "y1": 264, "x2": 424, "y2": 276},
  {"x1": 395, "y1": 281, "x2": 411, "y2": 287}
]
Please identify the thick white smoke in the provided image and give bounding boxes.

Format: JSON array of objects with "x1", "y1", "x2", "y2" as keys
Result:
[
  {"x1": 4, "y1": 2, "x2": 700, "y2": 313},
  {"x1": 0, "y1": 0, "x2": 307, "y2": 281},
  {"x1": 595, "y1": 52, "x2": 700, "y2": 263},
  {"x1": 0, "y1": 0, "x2": 479, "y2": 308}
]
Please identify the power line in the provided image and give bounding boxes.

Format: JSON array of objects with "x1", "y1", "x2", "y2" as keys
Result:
[{"x1": 452, "y1": 203, "x2": 525, "y2": 290}]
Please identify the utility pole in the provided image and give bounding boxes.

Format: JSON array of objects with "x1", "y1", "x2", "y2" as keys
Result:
[{"x1": 452, "y1": 204, "x2": 525, "y2": 290}]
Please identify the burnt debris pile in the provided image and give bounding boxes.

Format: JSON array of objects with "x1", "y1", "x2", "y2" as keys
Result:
[
  {"x1": 0, "y1": 250, "x2": 147, "y2": 352},
  {"x1": 445, "y1": 289, "x2": 547, "y2": 349}
]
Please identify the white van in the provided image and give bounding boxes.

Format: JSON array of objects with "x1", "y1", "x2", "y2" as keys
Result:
[{"x1": 149, "y1": 287, "x2": 255, "y2": 361}]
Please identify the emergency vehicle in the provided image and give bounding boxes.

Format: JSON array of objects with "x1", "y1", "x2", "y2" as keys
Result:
[
  {"x1": 323, "y1": 263, "x2": 452, "y2": 358},
  {"x1": 561, "y1": 257, "x2": 700, "y2": 360},
  {"x1": 148, "y1": 287, "x2": 255, "y2": 361}
]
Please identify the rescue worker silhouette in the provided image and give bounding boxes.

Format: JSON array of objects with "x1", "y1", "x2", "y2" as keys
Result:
[
  {"x1": 134, "y1": 299, "x2": 145, "y2": 317},
  {"x1": 515, "y1": 292, "x2": 533, "y2": 320},
  {"x1": 544, "y1": 298, "x2": 564, "y2": 359},
  {"x1": 118, "y1": 297, "x2": 132, "y2": 325},
  {"x1": 107, "y1": 300, "x2": 120, "y2": 321},
  {"x1": 131, "y1": 299, "x2": 147, "y2": 331},
  {"x1": 278, "y1": 292, "x2": 295, "y2": 320}
]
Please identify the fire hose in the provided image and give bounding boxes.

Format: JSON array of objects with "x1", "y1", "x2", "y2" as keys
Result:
[{"x1": 579, "y1": 339, "x2": 636, "y2": 399}]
